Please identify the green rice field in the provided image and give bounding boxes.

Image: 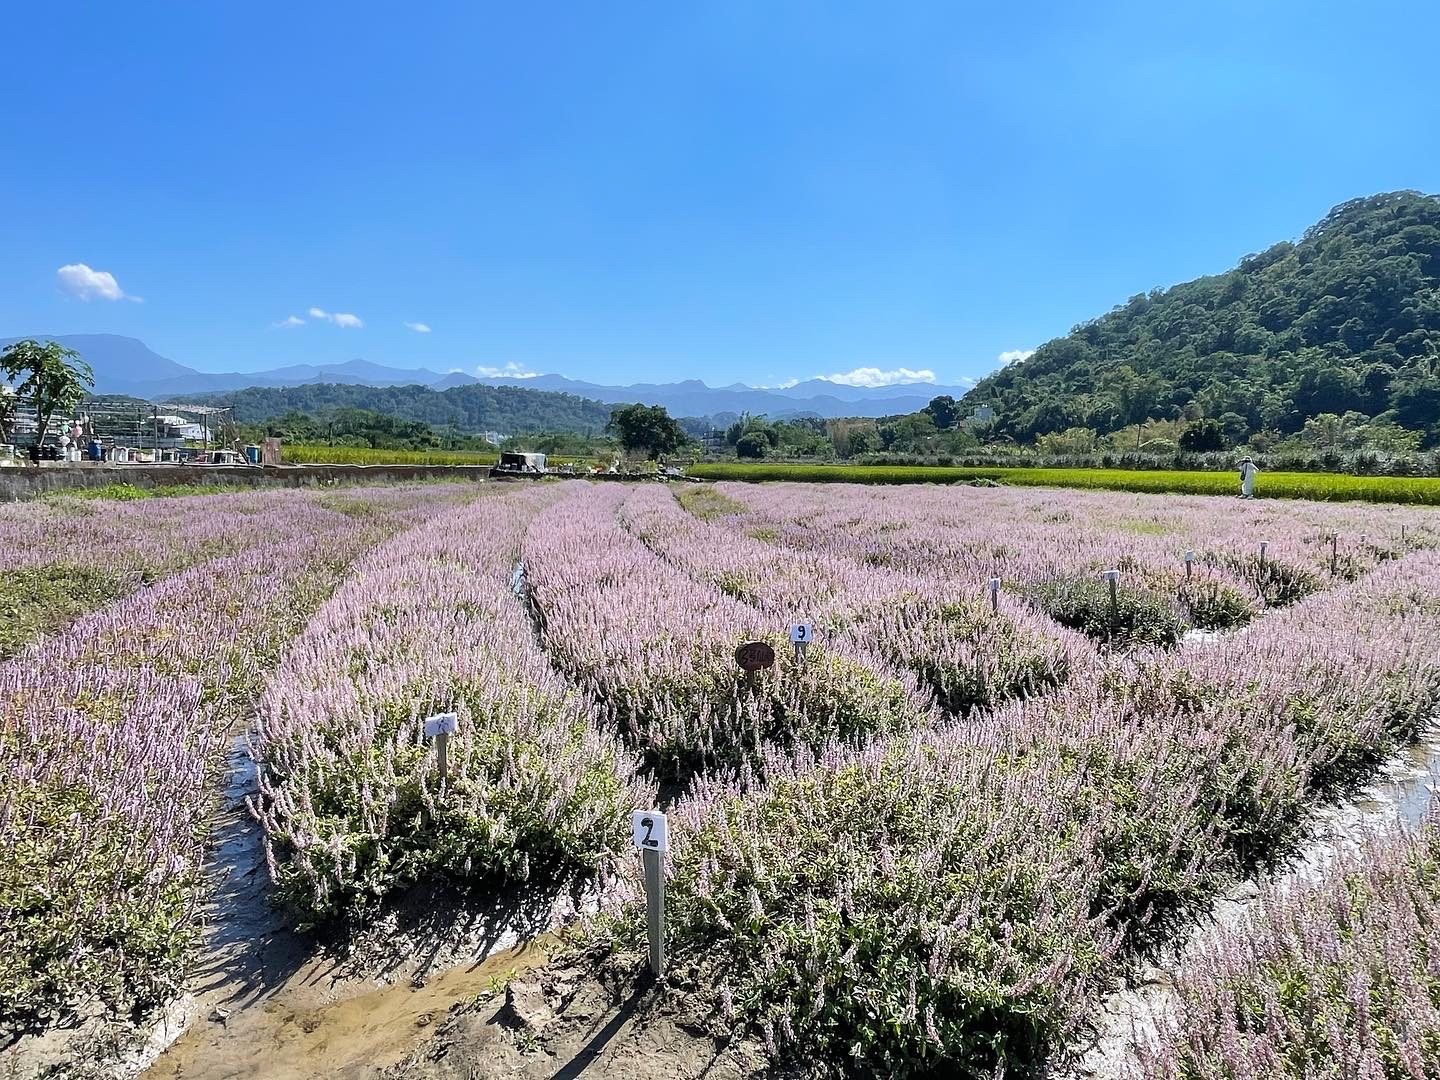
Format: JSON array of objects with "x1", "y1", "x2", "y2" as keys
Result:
[
  {"x1": 686, "y1": 462, "x2": 1440, "y2": 506},
  {"x1": 281, "y1": 445, "x2": 499, "y2": 466}
]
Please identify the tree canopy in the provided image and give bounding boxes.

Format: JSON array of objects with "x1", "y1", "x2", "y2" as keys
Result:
[
  {"x1": 186, "y1": 380, "x2": 614, "y2": 435},
  {"x1": 1, "y1": 338, "x2": 95, "y2": 452},
  {"x1": 964, "y1": 191, "x2": 1440, "y2": 447},
  {"x1": 607, "y1": 403, "x2": 688, "y2": 459}
]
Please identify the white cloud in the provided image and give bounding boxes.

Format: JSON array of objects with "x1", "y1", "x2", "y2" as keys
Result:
[
  {"x1": 404, "y1": 321, "x2": 432, "y2": 334},
  {"x1": 273, "y1": 315, "x2": 306, "y2": 328},
  {"x1": 474, "y1": 361, "x2": 538, "y2": 379},
  {"x1": 57, "y1": 263, "x2": 139, "y2": 302},
  {"x1": 998, "y1": 348, "x2": 1035, "y2": 365},
  {"x1": 821, "y1": 366, "x2": 936, "y2": 388},
  {"x1": 308, "y1": 306, "x2": 363, "y2": 328}
]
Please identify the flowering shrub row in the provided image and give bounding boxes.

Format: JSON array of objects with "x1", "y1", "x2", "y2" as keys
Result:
[
  {"x1": 0, "y1": 486, "x2": 455, "y2": 660},
  {"x1": 1140, "y1": 815, "x2": 1440, "y2": 1078},
  {"x1": 522, "y1": 485, "x2": 935, "y2": 781},
  {"x1": 249, "y1": 486, "x2": 652, "y2": 922},
  {"x1": 0, "y1": 490, "x2": 452, "y2": 1030},
  {"x1": 621, "y1": 548, "x2": 1440, "y2": 1077},
  {"x1": 705, "y1": 481, "x2": 1435, "y2": 617},
  {"x1": 620, "y1": 485, "x2": 1087, "y2": 715}
]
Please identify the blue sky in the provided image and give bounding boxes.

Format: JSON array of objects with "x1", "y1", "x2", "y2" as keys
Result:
[{"x1": 3, "y1": 1, "x2": 1438, "y2": 389}]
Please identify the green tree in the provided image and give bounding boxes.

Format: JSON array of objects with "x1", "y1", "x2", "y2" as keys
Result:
[
  {"x1": 0, "y1": 386, "x2": 15, "y2": 445},
  {"x1": 1179, "y1": 418, "x2": 1226, "y2": 451},
  {"x1": 923, "y1": 395, "x2": 960, "y2": 430},
  {"x1": 1036, "y1": 426, "x2": 1099, "y2": 455},
  {"x1": 1391, "y1": 361, "x2": 1440, "y2": 439},
  {"x1": 846, "y1": 429, "x2": 878, "y2": 457},
  {"x1": 606, "y1": 403, "x2": 687, "y2": 459},
  {"x1": 735, "y1": 431, "x2": 769, "y2": 459},
  {"x1": 1, "y1": 339, "x2": 94, "y2": 456},
  {"x1": 1217, "y1": 411, "x2": 1251, "y2": 446}
]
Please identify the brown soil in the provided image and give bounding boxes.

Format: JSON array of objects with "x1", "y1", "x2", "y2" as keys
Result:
[
  {"x1": 122, "y1": 734, "x2": 769, "y2": 1080},
  {"x1": 142, "y1": 942, "x2": 772, "y2": 1080},
  {"x1": 381, "y1": 950, "x2": 774, "y2": 1080}
]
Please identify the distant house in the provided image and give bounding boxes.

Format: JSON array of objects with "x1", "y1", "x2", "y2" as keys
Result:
[
  {"x1": 497, "y1": 451, "x2": 547, "y2": 473},
  {"x1": 966, "y1": 405, "x2": 996, "y2": 425},
  {"x1": 155, "y1": 415, "x2": 206, "y2": 440}
]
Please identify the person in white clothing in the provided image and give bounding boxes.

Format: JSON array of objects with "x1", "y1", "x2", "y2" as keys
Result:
[{"x1": 1238, "y1": 456, "x2": 1259, "y2": 498}]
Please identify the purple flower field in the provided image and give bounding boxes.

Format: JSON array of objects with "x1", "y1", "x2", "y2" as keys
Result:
[
  {"x1": 3, "y1": 478, "x2": 1438, "y2": 1079},
  {"x1": 1139, "y1": 810, "x2": 1440, "y2": 1079},
  {"x1": 0, "y1": 485, "x2": 465, "y2": 1029}
]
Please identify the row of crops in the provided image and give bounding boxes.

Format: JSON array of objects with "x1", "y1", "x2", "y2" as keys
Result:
[
  {"x1": 0, "y1": 486, "x2": 467, "y2": 1027},
  {"x1": 4, "y1": 479, "x2": 1440, "y2": 1076}
]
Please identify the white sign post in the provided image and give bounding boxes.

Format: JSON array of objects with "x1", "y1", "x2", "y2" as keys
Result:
[
  {"x1": 1183, "y1": 550, "x2": 1195, "y2": 581},
  {"x1": 988, "y1": 577, "x2": 1001, "y2": 614},
  {"x1": 789, "y1": 622, "x2": 812, "y2": 664},
  {"x1": 1101, "y1": 569, "x2": 1120, "y2": 625},
  {"x1": 632, "y1": 810, "x2": 668, "y2": 977},
  {"x1": 423, "y1": 712, "x2": 459, "y2": 782}
]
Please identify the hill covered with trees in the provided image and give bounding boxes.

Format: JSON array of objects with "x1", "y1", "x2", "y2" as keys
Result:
[
  {"x1": 965, "y1": 191, "x2": 1440, "y2": 448},
  {"x1": 186, "y1": 380, "x2": 615, "y2": 435}
]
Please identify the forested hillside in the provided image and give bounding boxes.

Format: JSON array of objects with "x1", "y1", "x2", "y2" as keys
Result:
[
  {"x1": 966, "y1": 191, "x2": 1440, "y2": 446},
  {"x1": 186, "y1": 381, "x2": 615, "y2": 434}
]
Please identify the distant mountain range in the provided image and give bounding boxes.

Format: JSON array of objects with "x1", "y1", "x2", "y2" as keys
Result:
[{"x1": 0, "y1": 334, "x2": 968, "y2": 421}]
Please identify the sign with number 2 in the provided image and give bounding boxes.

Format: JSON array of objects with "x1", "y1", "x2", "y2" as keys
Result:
[{"x1": 632, "y1": 810, "x2": 669, "y2": 852}]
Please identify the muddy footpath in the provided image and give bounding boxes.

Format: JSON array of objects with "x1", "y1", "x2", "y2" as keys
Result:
[{"x1": 5, "y1": 735, "x2": 766, "y2": 1080}]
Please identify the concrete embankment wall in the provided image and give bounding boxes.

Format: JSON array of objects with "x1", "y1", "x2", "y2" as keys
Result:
[{"x1": 0, "y1": 463, "x2": 493, "y2": 501}]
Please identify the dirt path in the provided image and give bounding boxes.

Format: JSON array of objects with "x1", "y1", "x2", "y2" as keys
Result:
[{"x1": 132, "y1": 736, "x2": 569, "y2": 1080}]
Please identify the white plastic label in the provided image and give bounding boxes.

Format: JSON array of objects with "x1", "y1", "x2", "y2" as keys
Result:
[
  {"x1": 789, "y1": 622, "x2": 813, "y2": 644},
  {"x1": 1183, "y1": 550, "x2": 1195, "y2": 562},
  {"x1": 988, "y1": 577, "x2": 1001, "y2": 593},
  {"x1": 632, "y1": 809, "x2": 669, "y2": 852},
  {"x1": 423, "y1": 712, "x2": 459, "y2": 738},
  {"x1": 1101, "y1": 569, "x2": 1120, "y2": 582}
]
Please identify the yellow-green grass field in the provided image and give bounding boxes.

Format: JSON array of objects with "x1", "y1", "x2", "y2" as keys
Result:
[{"x1": 687, "y1": 462, "x2": 1440, "y2": 505}]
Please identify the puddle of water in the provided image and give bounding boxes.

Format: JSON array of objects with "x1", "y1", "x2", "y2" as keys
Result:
[
  {"x1": 1350, "y1": 734, "x2": 1440, "y2": 830},
  {"x1": 142, "y1": 937, "x2": 555, "y2": 1080}
]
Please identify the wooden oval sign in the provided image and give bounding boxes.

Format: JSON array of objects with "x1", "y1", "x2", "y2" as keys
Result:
[{"x1": 734, "y1": 641, "x2": 776, "y2": 672}]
